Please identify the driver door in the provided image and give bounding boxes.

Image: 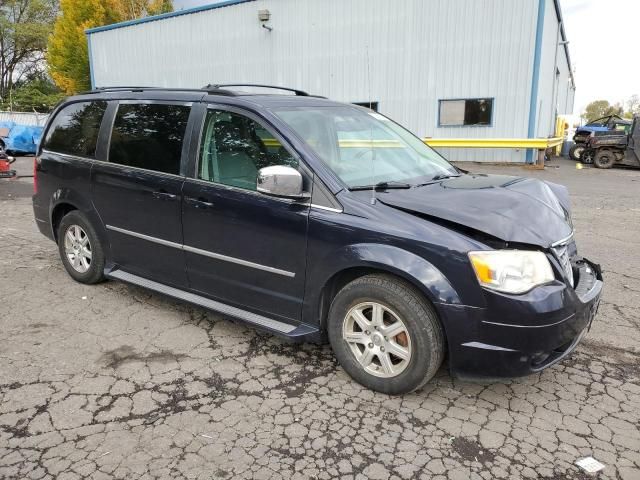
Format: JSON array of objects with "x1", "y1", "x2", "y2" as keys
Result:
[{"x1": 181, "y1": 106, "x2": 310, "y2": 324}]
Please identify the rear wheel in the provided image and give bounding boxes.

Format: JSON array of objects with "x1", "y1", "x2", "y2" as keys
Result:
[
  {"x1": 569, "y1": 144, "x2": 585, "y2": 161},
  {"x1": 328, "y1": 274, "x2": 444, "y2": 395},
  {"x1": 594, "y1": 149, "x2": 616, "y2": 169},
  {"x1": 57, "y1": 210, "x2": 105, "y2": 284}
]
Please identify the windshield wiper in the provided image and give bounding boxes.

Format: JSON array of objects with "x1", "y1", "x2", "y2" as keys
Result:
[
  {"x1": 431, "y1": 173, "x2": 461, "y2": 181},
  {"x1": 349, "y1": 181, "x2": 412, "y2": 191},
  {"x1": 415, "y1": 173, "x2": 461, "y2": 187}
]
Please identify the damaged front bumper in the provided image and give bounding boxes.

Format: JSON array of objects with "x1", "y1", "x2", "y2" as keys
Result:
[{"x1": 437, "y1": 257, "x2": 603, "y2": 380}]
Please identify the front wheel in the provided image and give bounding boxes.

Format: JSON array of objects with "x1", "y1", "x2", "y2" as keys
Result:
[
  {"x1": 328, "y1": 274, "x2": 444, "y2": 395},
  {"x1": 569, "y1": 144, "x2": 585, "y2": 161},
  {"x1": 57, "y1": 210, "x2": 106, "y2": 284}
]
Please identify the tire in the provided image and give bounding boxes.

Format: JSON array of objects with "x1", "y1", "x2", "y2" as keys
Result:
[
  {"x1": 57, "y1": 210, "x2": 106, "y2": 284},
  {"x1": 327, "y1": 274, "x2": 444, "y2": 395},
  {"x1": 581, "y1": 149, "x2": 594, "y2": 164},
  {"x1": 569, "y1": 144, "x2": 585, "y2": 161},
  {"x1": 594, "y1": 149, "x2": 616, "y2": 169}
]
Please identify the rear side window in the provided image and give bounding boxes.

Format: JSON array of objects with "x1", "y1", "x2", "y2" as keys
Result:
[
  {"x1": 108, "y1": 103, "x2": 190, "y2": 175},
  {"x1": 43, "y1": 101, "x2": 107, "y2": 157}
]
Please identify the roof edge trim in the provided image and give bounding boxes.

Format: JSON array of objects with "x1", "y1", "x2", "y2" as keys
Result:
[{"x1": 85, "y1": 0, "x2": 255, "y2": 35}]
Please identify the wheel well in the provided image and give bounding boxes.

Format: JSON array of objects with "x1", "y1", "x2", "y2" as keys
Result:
[
  {"x1": 51, "y1": 203, "x2": 78, "y2": 241},
  {"x1": 318, "y1": 267, "x2": 444, "y2": 334}
]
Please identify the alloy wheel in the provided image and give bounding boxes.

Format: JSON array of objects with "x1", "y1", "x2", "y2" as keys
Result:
[
  {"x1": 342, "y1": 302, "x2": 412, "y2": 378},
  {"x1": 64, "y1": 225, "x2": 92, "y2": 273}
]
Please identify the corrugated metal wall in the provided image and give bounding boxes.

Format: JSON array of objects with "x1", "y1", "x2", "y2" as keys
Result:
[
  {"x1": 89, "y1": 0, "x2": 569, "y2": 162},
  {"x1": 0, "y1": 111, "x2": 49, "y2": 126}
]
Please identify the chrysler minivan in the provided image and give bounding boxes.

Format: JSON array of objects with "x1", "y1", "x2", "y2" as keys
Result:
[{"x1": 33, "y1": 85, "x2": 603, "y2": 394}]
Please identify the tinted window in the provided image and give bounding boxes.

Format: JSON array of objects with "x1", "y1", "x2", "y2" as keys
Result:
[
  {"x1": 199, "y1": 109, "x2": 297, "y2": 191},
  {"x1": 43, "y1": 101, "x2": 107, "y2": 157},
  {"x1": 439, "y1": 98, "x2": 493, "y2": 126},
  {"x1": 109, "y1": 103, "x2": 190, "y2": 175}
]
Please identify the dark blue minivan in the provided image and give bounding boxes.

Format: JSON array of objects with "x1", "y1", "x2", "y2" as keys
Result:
[{"x1": 33, "y1": 85, "x2": 603, "y2": 394}]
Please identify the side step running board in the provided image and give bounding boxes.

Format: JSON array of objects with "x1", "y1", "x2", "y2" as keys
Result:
[{"x1": 107, "y1": 269, "x2": 317, "y2": 338}]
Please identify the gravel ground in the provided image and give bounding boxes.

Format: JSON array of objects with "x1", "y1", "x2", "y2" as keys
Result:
[{"x1": 0, "y1": 156, "x2": 639, "y2": 479}]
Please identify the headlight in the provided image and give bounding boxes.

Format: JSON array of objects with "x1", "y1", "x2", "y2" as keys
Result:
[{"x1": 468, "y1": 250, "x2": 554, "y2": 294}]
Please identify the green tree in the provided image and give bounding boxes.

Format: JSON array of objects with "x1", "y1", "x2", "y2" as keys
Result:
[
  {"x1": 0, "y1": 0, "x2": 57, "y2": 103},
  {"x1": 0, "y1": 72, "x2": 64, "y2": 112},
  {"x1": 582, "y1": 100, "x2": 624, "y2": 122},
  {"x1": 47, "y1": 0, "x2": 173, "y2": 95}
]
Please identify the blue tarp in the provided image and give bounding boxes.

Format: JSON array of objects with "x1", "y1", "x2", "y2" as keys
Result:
[{"x1": 0, "y1": 121, "x2": 43, "y2": 154}]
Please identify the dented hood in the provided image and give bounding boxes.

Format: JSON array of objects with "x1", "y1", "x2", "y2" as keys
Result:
[{"x1": 376, "y1": 174, "x2": 573, "y2": 248}]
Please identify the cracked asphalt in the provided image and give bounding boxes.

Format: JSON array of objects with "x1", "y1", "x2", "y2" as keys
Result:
[{"x1": 1, "y1": 157, "x2": 639, "y2": 479}]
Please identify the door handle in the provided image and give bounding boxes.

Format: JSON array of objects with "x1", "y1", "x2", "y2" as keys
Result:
[
  {"x1": 185, "y1": 196, "x2": 214, "y2": 209},
  {"x1": 153, "y1": 190, "x2": 178, "y2": 201}
]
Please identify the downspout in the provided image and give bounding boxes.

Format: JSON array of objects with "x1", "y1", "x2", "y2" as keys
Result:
[
  {"x1": 550, "y1": 21, "x2": 560, "y2": 134},
  {"x1": 526, "y1": 0, "x2": 546, "y2": 164}
]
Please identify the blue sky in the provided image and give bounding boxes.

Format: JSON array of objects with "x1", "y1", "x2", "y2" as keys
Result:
[{"x1": 173, "y1": 0, "x2": 638, "y2": 114}]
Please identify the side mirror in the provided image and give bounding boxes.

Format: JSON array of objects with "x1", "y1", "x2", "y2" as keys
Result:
[{"x1": 257, "y1": 165, "x2": 309, "y2": 199}]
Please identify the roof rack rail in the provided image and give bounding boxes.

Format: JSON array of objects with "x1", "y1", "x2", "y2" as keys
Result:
[
  {"x1": 203, "y1": 83, "x2": 309, "y2": 96},
  {"x1": 77, "y1": 84, "x2": 315, "y2": 97},
  {"x1": 77, "y1": 86, "x2": 239, "y2": 96},
  {"x1": 96, "y1": 86, "x2": 153, "y2": 90}
]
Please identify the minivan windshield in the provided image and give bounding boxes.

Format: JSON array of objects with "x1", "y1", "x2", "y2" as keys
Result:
[{"x1": 274, "y1": 106, "x2": 457, "y2": 188}]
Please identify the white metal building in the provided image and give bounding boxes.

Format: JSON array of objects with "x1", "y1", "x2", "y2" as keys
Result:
[{"x1": 86, "y1": 0, "x2": 575, "y2": 163}]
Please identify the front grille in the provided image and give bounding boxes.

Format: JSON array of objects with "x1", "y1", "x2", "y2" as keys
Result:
[{"x1": 551, "y1": 239, "x2": 575, "y2": 287}]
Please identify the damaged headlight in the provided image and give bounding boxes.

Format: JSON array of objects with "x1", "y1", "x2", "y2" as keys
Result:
[{"x1": 468, "y1": 250, "x2": 554, "y2": 294}]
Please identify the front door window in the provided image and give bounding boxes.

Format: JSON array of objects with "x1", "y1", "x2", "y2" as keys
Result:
[{"x1": 198, "y1": 109, "x2": 298, "y2": 190}]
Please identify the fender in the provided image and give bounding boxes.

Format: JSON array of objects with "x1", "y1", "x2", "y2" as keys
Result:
[
  {"x1": 49, "y1": 187, "x2": 93, "y2": 218},
  {"x1": 48, "y1": 187, "x2": 110, "y2": 258},
  {"x1": 302, "y1": 243, "x2": 461, "y2": 328}
]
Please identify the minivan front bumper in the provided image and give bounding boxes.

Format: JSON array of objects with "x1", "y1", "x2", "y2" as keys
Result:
[{"x1": 438, "y1": 258, "x2": 603, "y2": 380}]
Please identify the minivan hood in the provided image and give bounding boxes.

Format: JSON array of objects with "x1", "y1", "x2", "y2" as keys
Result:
[{"x1": 376, "y1": 174, "x2": 573, "y2": 248}]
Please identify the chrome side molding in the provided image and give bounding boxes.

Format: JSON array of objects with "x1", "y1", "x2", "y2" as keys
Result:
[
  {"x1": 105, "y1": 224, "x2": 295, "y2": 277},
  {"x1": 106, "y1": 225, "x2": 182, "y2": 249},
  {"x1": 182, "y1": 244, "x2": 295, "y2": 277}
]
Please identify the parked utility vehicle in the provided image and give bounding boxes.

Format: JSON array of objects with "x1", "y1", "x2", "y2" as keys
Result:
[
  {"x1": 570, "y1": 115, "x2": 631, "y2": 161},
  {"x1": 585, "y1": 116, "x2": 640, "y2": 169}
]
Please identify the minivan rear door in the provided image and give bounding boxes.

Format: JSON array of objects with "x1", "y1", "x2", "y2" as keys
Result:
[
  {"x1": 181, "y1": 105, "x2": 310, "y2": 324},
  {"x1": 91, "y1": 100, "x2": 193, "y2": 287}
]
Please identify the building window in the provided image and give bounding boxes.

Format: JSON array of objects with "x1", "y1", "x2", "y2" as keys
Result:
[
  {"x1": 353, "y1": 101, "x2": 379, "y2": 111},
  {"x1": 439, "y1": 98, "x2": 493, "y2": 126}
]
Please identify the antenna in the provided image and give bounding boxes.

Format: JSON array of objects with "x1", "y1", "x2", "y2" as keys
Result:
[{"x1": 366, "y1": 46, "x2": 376, "y2": 205}]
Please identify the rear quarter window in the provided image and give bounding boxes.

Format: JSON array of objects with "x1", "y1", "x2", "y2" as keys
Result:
[{"x1": 42, "y1": 101, "x2": 108, "y2": 157}]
